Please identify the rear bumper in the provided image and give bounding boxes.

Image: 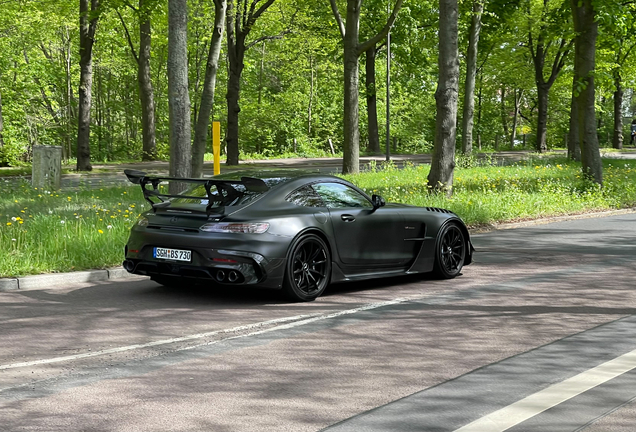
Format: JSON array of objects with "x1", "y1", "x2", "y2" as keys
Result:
[
  {"x1": 123, "y1": 254, "x2": 286, "y2": 289},
  {"x1": 123, "y1": 227, "x2": 289, "y2": 289}
]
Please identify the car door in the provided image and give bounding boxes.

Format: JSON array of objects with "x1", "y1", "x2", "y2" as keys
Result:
[{"x1": 312, "y1": 182, "x2": 412, "y2": 266}]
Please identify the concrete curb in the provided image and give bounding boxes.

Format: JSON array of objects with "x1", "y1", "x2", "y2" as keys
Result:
[
  {"x1": 1, "y1": 208, "x2": 634, "y2": 292},
  {"x1": 0, "y1": 267, "x2": 146, "y2": 292},
  {"x1": 469, "y1": 207, "x2": 636, "y2": 234}
]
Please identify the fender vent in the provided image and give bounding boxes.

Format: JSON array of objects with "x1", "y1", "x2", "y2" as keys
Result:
[{"x1": 425, "y1": 207, "x2": 454, "y2": 214}]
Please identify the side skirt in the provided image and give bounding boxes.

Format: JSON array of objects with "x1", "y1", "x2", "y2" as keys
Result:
[{"x1": 330, "y1": 262, "x2": 411, "y2": 283}]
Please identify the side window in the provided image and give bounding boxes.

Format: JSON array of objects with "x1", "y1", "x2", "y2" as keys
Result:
[
  {"x1": 285, "y1": 186, "x2": 325, "y2": 207},
  {"x1": 312, "y1": 183, "x2": 372, "y2": 209}
]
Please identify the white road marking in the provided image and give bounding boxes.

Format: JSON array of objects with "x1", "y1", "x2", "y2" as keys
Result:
[
  {"x1": 0, "y1": 298, "x2": 408, "y2": 371},
  {"x1": 454, "y1": 349, "x2": 636, "y2": 432}
]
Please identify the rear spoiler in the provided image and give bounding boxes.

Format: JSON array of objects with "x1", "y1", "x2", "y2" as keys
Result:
[{"x1": 124, "y1": 169, "x2": 268, "y2": 216}]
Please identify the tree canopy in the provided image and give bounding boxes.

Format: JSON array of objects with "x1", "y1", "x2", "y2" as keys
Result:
[{"x1": 0, "y1": 0, "x2": 633, "y2": 179}]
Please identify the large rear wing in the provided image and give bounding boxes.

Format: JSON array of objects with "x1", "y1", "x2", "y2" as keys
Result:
[{"x1": 124, "y1": 169, "x2": 269, "y2": 216}]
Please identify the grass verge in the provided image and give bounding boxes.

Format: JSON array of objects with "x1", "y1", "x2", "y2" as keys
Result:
[
  {"x1": 342, "y1": 156, "x2": 636, "y2": 227},
  {"x1": 1, "y1": 156, "x2": 635, "y2": 278}
]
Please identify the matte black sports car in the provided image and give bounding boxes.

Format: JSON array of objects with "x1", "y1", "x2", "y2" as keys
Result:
[{"x1": 123, "y1": 169, "x2": 473, "y2": 301}]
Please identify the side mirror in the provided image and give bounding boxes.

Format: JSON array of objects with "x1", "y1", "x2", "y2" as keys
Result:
[{"x1": 372, "y1": 194, "x2": 386, "y2": 209}]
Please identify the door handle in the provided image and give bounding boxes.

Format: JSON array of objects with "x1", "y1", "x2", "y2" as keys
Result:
[{"x1": 341, "y1": 214, "x2": 355, "y2": 222}]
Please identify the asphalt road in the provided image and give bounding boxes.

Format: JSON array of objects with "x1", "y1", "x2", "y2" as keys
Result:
[{"x1": 1, "y1": 213, "x2": 636, "y2": 431}]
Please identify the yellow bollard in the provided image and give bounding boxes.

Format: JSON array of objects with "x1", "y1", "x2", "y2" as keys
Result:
[{"x1": 213, "y1": 121, "x2": 221, "y2": 175}]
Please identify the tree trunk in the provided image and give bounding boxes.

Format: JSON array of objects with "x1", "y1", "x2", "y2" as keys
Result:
[
  {"x1": 224, "y1": 0, "x2": 278, "y2": 165},
  {"x1": 568, "y1": 77, "x2": 581, "y2": 160},
  {"x1": 365, "y1": 46, "x2": 380, "y2": 154},
  {"x1": 511, "y1": 89, "x2": 522, "y2": 146},
  {"x1": 342, "y1": 0, "x2": 361, "y2": 174},
  {"x1": 536, "y1": 83, "x2": 549, "y2": 152},
  {"x1": 428, "y1": 0, "x2": 459, "y2": 196},
  {"x1": 76, "y1": 0, "x2": 100, "y2": 172},
  {"x1": 613, "y1": 73, "x2": 623, "y2": 150},
  {"x1": 192, "y1": 0, "x2": 226, "y2": 177},
  {"x1": 168, "y1": 0, "x2": 192, "y2": 193},
  {"x1": 329, "y1": 0, "x2": 403, "y2": 174},
  {"x1": 500, "y1": 85, "x2": 509, "y2": 143},
  {"x1": 528, "y1": 10, "x2": 570, "y2": 155},
  {"x1": 97, "y1": 66, "x2": 103, "y2": 158},
  {"x1": 225, "y1": 8, "x2": 244, "y2": 166},
  {"x1": 461, "y1": 0, "x2": 483, "y2": 155},
  {"x1": 139, "y1": 0, "x2": 157, "y2": 161},
  {"x1": 64, "y1": 26, "x2": 73, "y2": 160},
  {"x1": 571, "y1": 0, "x2": 602, "y2": 184}
]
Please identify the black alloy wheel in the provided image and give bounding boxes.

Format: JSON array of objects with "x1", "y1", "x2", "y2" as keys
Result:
[
  {"x1": 284, "y1": 234, "x2": 331, "y2": 301},
  {"x1": 433, "y1": 223, "x2": 466, "y2": 279}
]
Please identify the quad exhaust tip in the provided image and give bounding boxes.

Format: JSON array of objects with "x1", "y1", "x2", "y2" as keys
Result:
[
  {"x1": 216, "y1": 269, "x2": 241, "y2": 283},
  {"x1": 216, "y1": 270, "x2": 226, "y2": 282}
]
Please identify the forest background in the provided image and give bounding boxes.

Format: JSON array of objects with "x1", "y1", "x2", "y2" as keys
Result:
[{"x1": 0, "y1": 0, "x2": 635, "y2": 179}]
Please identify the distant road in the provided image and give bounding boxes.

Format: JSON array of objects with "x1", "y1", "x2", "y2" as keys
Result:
[
  {"x1": 3, "y1": 149, "x2": 636, "y2": 190},
  {"x1": 0, "y1": 150, "x2": 538, "y2": 190}
]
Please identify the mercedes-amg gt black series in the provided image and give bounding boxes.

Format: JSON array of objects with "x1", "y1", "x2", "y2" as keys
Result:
[{"x1": 123, "y1": 169, "x2": 473, "y2": 301}]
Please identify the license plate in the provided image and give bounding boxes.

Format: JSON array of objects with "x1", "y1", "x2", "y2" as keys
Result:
[{"x1": 153, "y1": 247, "x2": 192, "y2": 262}]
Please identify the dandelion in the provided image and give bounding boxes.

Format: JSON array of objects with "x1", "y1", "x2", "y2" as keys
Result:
[
  {"x1": 98, "y1": 229, "x2": 104, "y2": 234},
  {"x1": 107, "y1": 225, "x2": 113, "y2": 229},
  {"x1": 6, "y1": 222, "x2": 11, "y2": 226},
  {"x1": 11, "y1": 217, "x2": 16, "y2": 221},
  {"x1": 60, "y1": 220, "x2": 65, "y2": 224},
  {"x1": 48, "y1": 210, "x2": 53, "y2": 214},
  {"x1": 11, "y1": 238, "x2": 16, "y2": 242}
]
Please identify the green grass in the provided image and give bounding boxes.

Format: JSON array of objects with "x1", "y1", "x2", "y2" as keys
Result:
[
  {"x1": 1, "y1": 156, "x2": 635, "y2": 278},
  {"x1": 1, "y1": 181, "x2": 146, "y2": 277},
  {"x1": 341, "y1": 157, "x2": 636, "y2": 227}
]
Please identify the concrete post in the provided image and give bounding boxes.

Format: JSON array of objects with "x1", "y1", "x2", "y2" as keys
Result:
[{"x1": 32, "y1": 145, "x2": 62, "y2": 190}]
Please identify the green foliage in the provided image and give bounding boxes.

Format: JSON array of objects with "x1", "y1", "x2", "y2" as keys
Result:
[
  {"x1": 0, "y1": 142, "x2": 24, "y2": 167},
  {"x1": 0, "y1": 0, "x2": 634, "y2": 164},
  {"x1": 341, "y1": 156, "x2": 636, "y2": 225}
]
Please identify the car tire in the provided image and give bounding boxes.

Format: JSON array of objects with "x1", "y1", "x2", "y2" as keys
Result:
[
  {"x1": 283, "y1": 234, "x2": 331, "y2": 302},
  {"x1": 432, "y1": 222, "x2": 466, "y2": 279}
]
